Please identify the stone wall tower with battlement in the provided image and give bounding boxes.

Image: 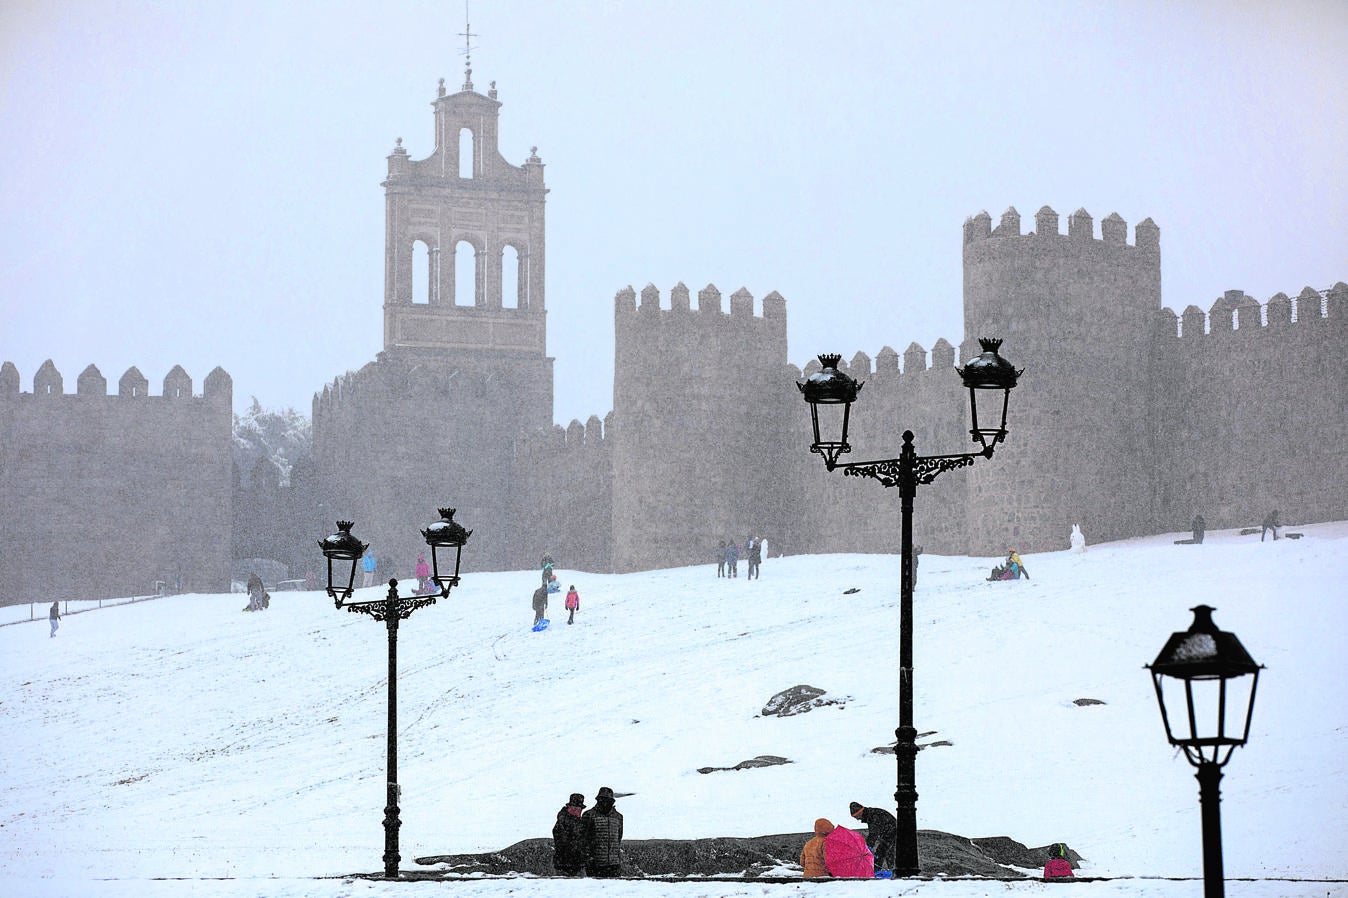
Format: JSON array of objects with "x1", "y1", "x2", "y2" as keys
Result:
[
  {"x1": 961, "y1": 206, "x2": 1162, "y2": 553},
  {"x1": 611, "y1": 284, "x2": 792, "y2": 572},
  {"x1": 312, "y1": 73, "x2": 553, "y2": 573}
]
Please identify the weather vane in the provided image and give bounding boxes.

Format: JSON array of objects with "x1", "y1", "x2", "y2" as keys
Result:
[{"x1": 459, "y1": 1, "x2": 479, "y2": 90}]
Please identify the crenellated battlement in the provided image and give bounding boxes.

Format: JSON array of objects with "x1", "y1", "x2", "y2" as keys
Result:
[
  {"x1": 1158, "y1": 282, "x2": 1346, "y2": 338},
  {"x1": 614, "y1": 282, "x2": 787, "y2": 322},
  {"x1": 0, "y1": 360, "x2": 232, "y2": 401},
  {"x1": 964, "y1": 205, "x2": 1160, "y2": 253},
  {"x1": 796, "y1": 338, "x2": 961, "y2": 379},
  {"x1": 544, "y1": 414, "x2": 610, "y2": 452}
]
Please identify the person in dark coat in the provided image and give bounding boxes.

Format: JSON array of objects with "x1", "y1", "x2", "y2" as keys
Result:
[
  {"x1": 1261, "y1": 510, "x2": 1280, "y2": 541},
  {"x1": 747, "y1": 537, "x2": 762, "y2": 579},
  {"x1": 1192, "y1": 514, "x2": 1206, "y2": 544},
  {"x1": 245, "y1": 572, "x2": 266, "y2": 612},
  {"x1": 716, "y1": 541, "x2": 726, "y2": 578},
  {"x1": 849, "y1": 801, "x2": 897, "y2": 872},
  {"x1": 581, "y1": 786, "x2": 624, "y2": 877},
  {"x1": 552, "y1": 792, "x2": 587, "y2": 876},
  {"x1": 531, "y1": 584, "x2": 549, "y2": 626},
  {"x1": 726, "y1": 541, "x2": 739, "y2": 578}
]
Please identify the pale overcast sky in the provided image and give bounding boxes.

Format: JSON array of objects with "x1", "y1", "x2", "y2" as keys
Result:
[{"x1": 2, "y1": 0, "x2": 1344, "y2": 426}]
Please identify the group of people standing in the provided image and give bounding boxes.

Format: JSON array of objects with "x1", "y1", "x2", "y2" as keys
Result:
[
  {"x1": 550, "y1": 787, "x2": 624, "y2": 877},
  {"x1": 716, "y1": 536, "x2": 765, "y2": 579}
]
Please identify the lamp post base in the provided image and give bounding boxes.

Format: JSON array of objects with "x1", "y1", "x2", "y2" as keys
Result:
[{"x1": 893, "y1": 724, "x2": 920, "y2": 875}]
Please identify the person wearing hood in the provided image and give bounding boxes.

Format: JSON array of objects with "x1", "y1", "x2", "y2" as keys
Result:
[
  {"x1": 581, "y1": 786, "x2": 624, "y2": 877},
  {"x1": 799, "y1": 818, "x2": 833, "y2": 878},
  {"x1": 551, "y1": 793, "x2": 587, "y2": 876},
  {"x1": 849, "y1": 801, "x2": 897, "y2": 872},
  {"x1": 1043, "y1": 842, "x2": 1074, "y2": 878}
]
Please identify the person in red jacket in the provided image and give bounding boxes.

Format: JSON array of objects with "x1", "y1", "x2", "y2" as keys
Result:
[
  {"x1": 1043, "y1": 842, "x2": 1074, "y2": 878},
  {"x1": 565, "y1": 585, "x2": 580, "y2": 625}
]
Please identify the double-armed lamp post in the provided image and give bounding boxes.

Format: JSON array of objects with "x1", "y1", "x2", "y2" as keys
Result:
[
  {"x1": 797, "y1": 338, "x2": 1022, "y2": 876},
  {"x1": 319, "y1": 507, "x2": 472, "y2": 880},
  {"x1": 1148, "y1": 605, "x2": 1262, "y2": 898}
]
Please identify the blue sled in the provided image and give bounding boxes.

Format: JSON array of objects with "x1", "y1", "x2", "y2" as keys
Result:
[{"x1": 532, "y1": 619, "x2": 550, "y2": 632}]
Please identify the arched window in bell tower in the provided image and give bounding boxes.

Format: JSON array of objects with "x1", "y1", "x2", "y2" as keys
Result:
[
  {"x1": 458, "y1": 128, "x2": 474, "y2": 179},
  {"x1": 501, "y1": 245, "x2": 520, "y2": 309},
  {"x1": 454, "y1": 240, "x2": 477, "y2": 306},
  {"x1": 411, "y1": 239, "x2": 434, "y2": 304}
]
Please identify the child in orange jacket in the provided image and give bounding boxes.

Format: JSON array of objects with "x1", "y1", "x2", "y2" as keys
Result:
[{"x1": 799, "y1": 818, "x2": 834, "y2": 878}]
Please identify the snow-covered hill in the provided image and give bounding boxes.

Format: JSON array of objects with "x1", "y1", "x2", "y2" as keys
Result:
[{"x1": 3, "y1": 524, "x2": 1345, "y2": 898}]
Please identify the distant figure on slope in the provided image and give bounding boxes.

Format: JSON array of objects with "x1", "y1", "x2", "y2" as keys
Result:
[
  {"x1": 541, "y1": 553, "x2": 555, "y2": 586},
  {"x1": 49, "y1": 600, "x2": 61, "y2": 638},
  {"x1": 414, "y1": 554, "x2": 432, "y2": 594},
  {"x1": 1192, "y1": 514, "x2": 1206, "y2": 545},
  {"x1": 245, "y1": 572, "x2": 267, "y2": 611},
  {"x1": 361, "y1": 549, "x2": 377, "y2": 588},
  {"x1": 1043, "y1": 843, "x2": 1074, "y2": 878},
  {"x1": 988, "y1": 548, "x2": 1028, "y2": 581},
  {"x1": 849, "y1": 801, "x2": 897, "y2": 873},
  {"x1": 716, "y1": 541, "x2": 726, "y2": 578},
  {"x1": 565, "y1": 585, "x2": 580, "y2": 625},
  {"x1": 823, "y1": 821, "x2": 874, "y2": 878},
  {"x1": 551, "y1": 792, "x2": 587, "y2": 876},
  {"x1": 799, "y1": 818, "x2": 834, "y2": 878},
  {"x1": 581, "y1": 786, "x2": 624, "y2": 878},
  {"x1": 726, "y1": 541, "x2": 739, "y2": 578},
  {"x1": 1261, "y1": 510, "x2": 1280, "y2": 542},
  {"x1": 1070, "y1": 524, "x2": 1086, "y2": 554},
  {"x1": 532, "y1": 584, "x2": 549, "y2": 627},
  {"x1": 747, "y1": 537, "x2": 762, "y2": 580}
]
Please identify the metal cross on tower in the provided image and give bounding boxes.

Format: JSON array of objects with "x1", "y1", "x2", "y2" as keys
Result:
[{"x1": 459, "y1": 2, "x2": 478, "y2": 90}]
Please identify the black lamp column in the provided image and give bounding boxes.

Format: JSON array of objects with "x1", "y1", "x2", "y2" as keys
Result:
[
  {"x1": 319, "y1": 509, "x2": 471, "y2": 879},
  {"x1": 798, "y1": 339, "x2": 1022, "y2": 877},
  {"x1": 1148, "y1": 605, "x2": 1262, "y2": 898}
]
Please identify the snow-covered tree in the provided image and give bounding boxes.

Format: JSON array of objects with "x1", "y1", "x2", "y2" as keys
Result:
[{"x1": 232, "y1": 398, "x2": 311, "y2": 488}]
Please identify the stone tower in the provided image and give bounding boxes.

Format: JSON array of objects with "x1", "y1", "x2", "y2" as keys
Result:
[
  {"x1": 610, "y1": 284, "x2": 791, "y2": 572},
  {"x1": 312, "y1": 72, "x2": 552, "y2": 573},
  {"x1": 961, "y1": 206, "x2": 1161, "y2": 553}
]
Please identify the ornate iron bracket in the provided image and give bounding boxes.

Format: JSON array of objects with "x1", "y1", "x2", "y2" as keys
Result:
[
  {"x1": 344, "y1": 595, "x2": 438, "y2": 622},
  {"x1": 840, "y1": 450, "x2": 988, "y2": 489}
]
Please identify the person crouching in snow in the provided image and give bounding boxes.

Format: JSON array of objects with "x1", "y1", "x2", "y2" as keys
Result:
[
  {"x1": 849, "y1": 801, "x2": 897, "y2": 872},
  {"x1": 1043, "y1": 842, "x2": 1074, "y2": 878},
  {"x1": 799, "y1": 818, "x2": 833, "y2": 878},
  {"x1": 565, "y1": 585, "x2": 580, "y2": 624},
  {"x1": 824, "y1": 820, "x2": 875, "y2": 877}
]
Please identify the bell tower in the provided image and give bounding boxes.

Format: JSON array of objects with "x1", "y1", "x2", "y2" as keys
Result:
[
  {"x1": 382, "y1": 73, "x2": 549, "y2": 358},
  {"x1": 312, "y1": 71, "x2": 553, "y2": 575}
]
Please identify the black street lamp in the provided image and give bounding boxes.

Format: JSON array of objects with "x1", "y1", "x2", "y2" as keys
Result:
[
  {"x1": 318, "y1": 508, "x2": 472, "y2": 880},
  {"x1": 797, "y1": 338, "x2": 1022, "y2": 876},
  {"x1": 1147, "y1": 605, "x2": 1262, "y2": 898}
]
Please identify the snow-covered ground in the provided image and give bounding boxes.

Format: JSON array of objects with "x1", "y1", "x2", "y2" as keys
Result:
[{"x1": 3, "y1": 524, "x2": 1345, "y2": 898}]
